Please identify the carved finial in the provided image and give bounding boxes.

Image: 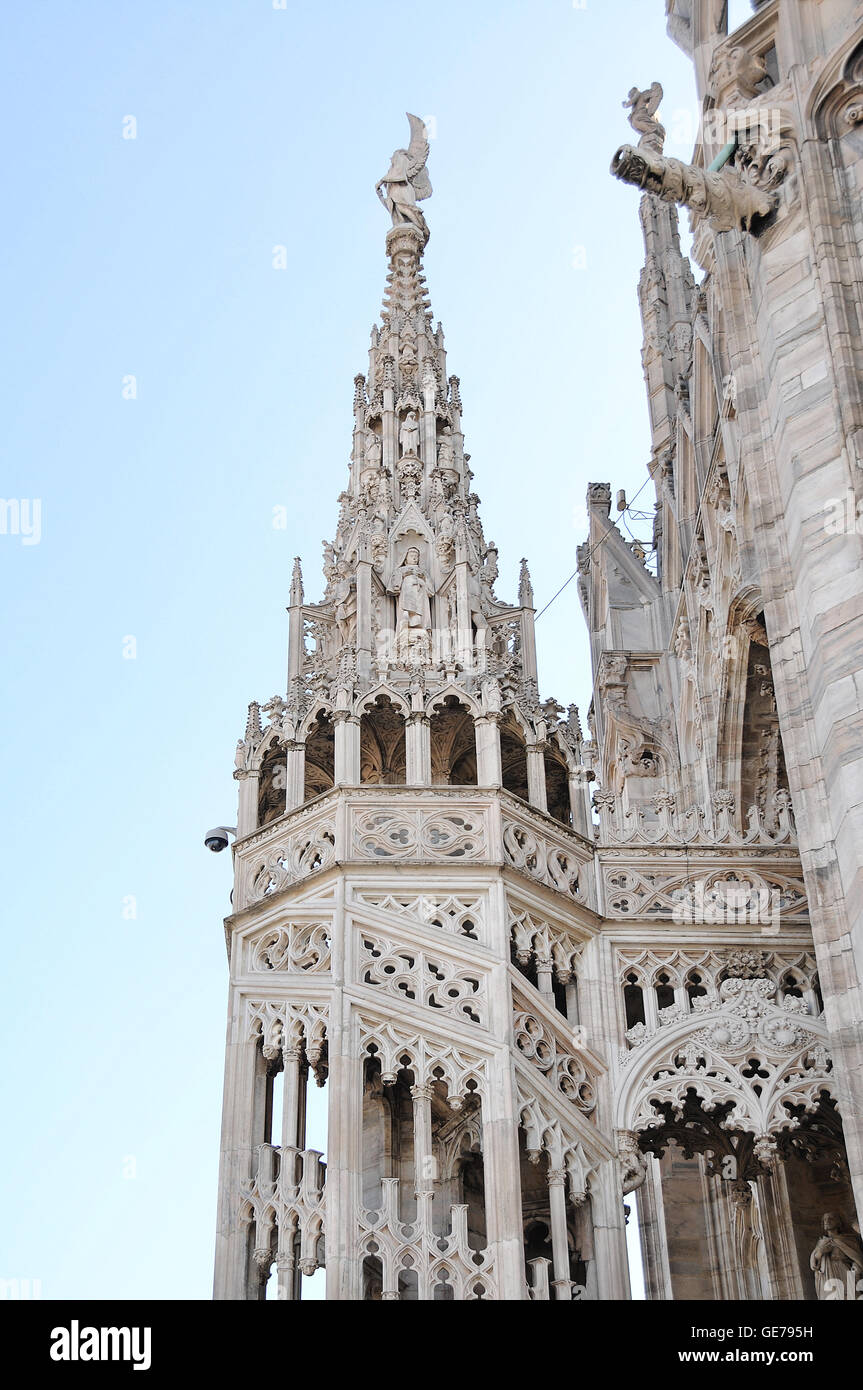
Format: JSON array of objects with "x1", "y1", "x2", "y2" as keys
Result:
[
  {"x1": 353, "y1": 374, "x2": 367, "y2": 412},
  {"x1": 290, "y1": 557, "x2": 304, "y2": 607},
  {"x1": 244, "y1": 700, "x2": 263, "y2": 744},
  {"x1": 519, "y1": 558, "x2": 534, "y2": 608},
  {"x1": 375, "y1": 113, "x2": 433, "y2": 244},
  {"x1": 567, "y1": 704, "x2": 583, "y2": 741},
  {"x1": 623, "y1": 82, "x2": 665, "y2": 153}
]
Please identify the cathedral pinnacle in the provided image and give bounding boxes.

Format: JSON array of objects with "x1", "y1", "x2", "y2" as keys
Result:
[
  {"x1": 290, "y1": 557, "x2": 304, "y2": 607},
  {"x1": 519, "y1": 559, "x2": 534, "y2": 608}
]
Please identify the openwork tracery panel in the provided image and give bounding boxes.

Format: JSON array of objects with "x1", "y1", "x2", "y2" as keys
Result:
[
  {"x1": 354, "y1": 891, "x2": 486, "y2": 944},
  {"x1": 358, "y1": 931, "x2": 487, "y2": 1026},
  {"x1": 503, "y1": 818, "x2": 584, "y2": 899},
  {"x1": 512, "y1": 997, "x2": 597, "y2": 1115},
  {"x1": 352, "y1": 806, "x2": 486, "y2": 860},
  {"x1": 246, "y1": 920, "x2": 332, "y2": 973}
]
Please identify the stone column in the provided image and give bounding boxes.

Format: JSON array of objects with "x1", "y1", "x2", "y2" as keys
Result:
[
  {"x1": 284, "y1": 741, "x2": 305, "y2": 810},
  {"x1": 356, "y1": 553, "x2": 373, "y2": 683},
  {"x1": 526, "y1": 742, "x2": 548, "y2": 813},
  {"x1": 527, "y1": 1257, "x2": 551, "y2": 1300},
  {"x1": 213, "y1": 1022, "x2": 271, "y2": 1300},
  {"x1": 475, "y1": 714, "x2": 502, "y2": 787},
  {"x1": 280, "y1": 1044, "x2": 304, "y2": 1151},
  {"x1": 547, "y1": 1167, "x2": 573, "y2": 1299},
  {"x1": 637, "y1": 1155, "x2": 673, "y2": 1300},
  {"x1": 535, "y1": 953, "x2": 554, "y2": 999},
  {"x1": 411, "y1": 1082, "x2": 436, "y2": 1196},
  {"x1": 480, "y1": 1047, "x2": 527, "y2": 1300},
  {"x1": 334, "y1": 712, "x2": 360, "y2": 786},
  {"x1": 235, "y1": 768, "x2": 260, "y2": 838},
  {"x1": 406, "y1": 712, "x2": 431, "y2": 786},
  {"x1": 591, "y1": 1157, "x2": 632, "y2": 1300}
]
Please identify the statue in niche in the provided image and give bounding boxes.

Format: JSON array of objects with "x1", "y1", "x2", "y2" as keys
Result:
[
  {"x1": 365, "y1": 431, "x2": 382, "y2": 468},
  {"x1": 437, "y1": 426, "x2": 456, "y2": 472},
  {"x1": 375, "y1": 113, "x2": 432, "y2": 240},
  {"x1": 399, "y1": 409, "x2": 420, "y2": 458},
  {"x1": 466, "y1": 564, "x2": 490, "y2": 647},
  {"x1": 333, "y1": 563, "x2": 357, "y2": 646},
  {"x1": 809, "y1": 1213, "x2": 863, "y2": 1299},
  {"x1": 481, "y1": 542, "x2": 499, "y2": 603},
  {"x1": 623, "y1": 82, "x2": 665, "y2": 153},
  {"x1": 391, "y1": 545, "x2": 432, "y2": 660}
]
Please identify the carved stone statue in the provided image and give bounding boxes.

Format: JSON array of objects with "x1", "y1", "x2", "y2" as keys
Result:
[
  {"x1": 467, "y1": 564, "x2": 490, "y2": 644},
  {"x1": 375, "y1": 113, "x2": 432, "y2": 242},
  {"x1": 623, "y1": 82, "x2": 665, "y2": 153},
  {"x1": 437, "y1": 426, "x2": 456, "y2": 471},
  {"x1": 399, "y1": 409, "x2": 420, "y2": 457},
  {"x1": 333, "y1": 563, "x2": 357, "y2": 646},
  {"x1": 618, "y1": 1130, "x2": 648, "y2": 1195},
  {"x1": 809, "y1": 1213, "x2": 863, "y2": 1299},
  {"x1": 365, "y1": 431, "x2": 382, "y2": 468},
  {"x1": 391, "y1": 546, "x2": 432, "y2": 658}
]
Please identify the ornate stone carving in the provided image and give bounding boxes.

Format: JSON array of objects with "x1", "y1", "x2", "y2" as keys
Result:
[
  {"x1": 502, "y1": 819, "x2": 583, "y2": 899},
  {"x1": 359, "y1": 931, "x2": 487, "y2": 1026},
  {"x1": 809, "y1": 1214, "x2": 863, "y2": 1300},
  {"x1": 355, "y1": 891, "x2": 486, "y2": 942},
  {"x1": 623, "y1": 82, "x2": 665, "y2": 152},
  {"x1": 611, "y1": 143, "x2": 776, "y2": 233},
  {"x1": 353, "y1": 806, "x2": 486, "y2": 861},
  {"x1": 248, "y1": 920, "x2": 332, "y2": 974},
  {"x1": 375, "y1": 113, "x2": 432, "y2": 243}
]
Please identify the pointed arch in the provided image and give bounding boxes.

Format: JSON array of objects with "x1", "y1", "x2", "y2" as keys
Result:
[{"x1": 360, "y1": 693, "x2": 407, "y2": 786}]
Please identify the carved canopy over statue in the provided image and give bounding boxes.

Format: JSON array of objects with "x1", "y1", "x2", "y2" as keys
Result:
[{"x1": 376, "y1": 113, "x2": 433, "y2": 243}]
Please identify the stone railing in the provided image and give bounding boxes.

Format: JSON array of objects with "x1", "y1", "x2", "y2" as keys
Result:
[
  {"x1": 232, "y1": 787, "x2": 595, "y2": 912},
  {"x1": 592, "y1": 788, "x2": 796, "y2": 848}
]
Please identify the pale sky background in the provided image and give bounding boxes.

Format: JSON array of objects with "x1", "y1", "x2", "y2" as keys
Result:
[{"x1": 1, "y1": 0, "x2": 753, "y2": 1300}]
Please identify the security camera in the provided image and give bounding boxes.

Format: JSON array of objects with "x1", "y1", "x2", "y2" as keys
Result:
[{"x1": 204, "y1": 825, "x2": 236, "y2": 853}]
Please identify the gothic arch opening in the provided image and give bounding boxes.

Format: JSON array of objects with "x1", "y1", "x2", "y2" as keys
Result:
[
  {"x1": 543, "y1": 741, "x2": 572, "y2": 827},
  {"x1": 631, "y1": 1089, "x2": 856, "y2": 1300},
  {"x1": 517, "y1": 1131, "x2": 593, "y2": 1299},
  {"x1": 257, "y1": 741, "x2": 286, "y2": 827},
  {"x1": 360, "y1": 694, "x2": 407, "y2": 785},
  {"x1": 303, "y1": 710, "x2": 334, "y2": 801},
  {"x1": 500, "y1": 714, "x2": 529, "y2": 803},
  {"x1": 429, "y1": 695, "x2": 477, "y2": 786},
  {"x1": 739, "y1": 616, "x2": 789, "y2": 830}
]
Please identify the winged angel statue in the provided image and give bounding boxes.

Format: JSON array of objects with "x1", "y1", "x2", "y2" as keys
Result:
[{"x1": 376, "y1": 113, "x2": 433, "y2": 241}]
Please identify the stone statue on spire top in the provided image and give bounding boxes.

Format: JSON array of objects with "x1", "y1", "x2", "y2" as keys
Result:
[{"x1": 376, "y1": 113, "x2": 433, "y2": 242}]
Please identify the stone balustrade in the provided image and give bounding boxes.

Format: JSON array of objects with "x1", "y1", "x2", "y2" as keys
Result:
[{"x1": 232, "y1": 786, "x2": 595, "y2": 912}]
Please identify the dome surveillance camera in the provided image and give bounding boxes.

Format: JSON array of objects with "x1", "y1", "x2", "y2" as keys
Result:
[{"x1": 204, "y1": 826, "x2": 236, "y2": 853}]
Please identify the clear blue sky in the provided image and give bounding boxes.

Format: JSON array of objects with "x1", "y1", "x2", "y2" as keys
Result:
[{"x1": 1, "y1": 0, "x2": 703, "y2": 1299}]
